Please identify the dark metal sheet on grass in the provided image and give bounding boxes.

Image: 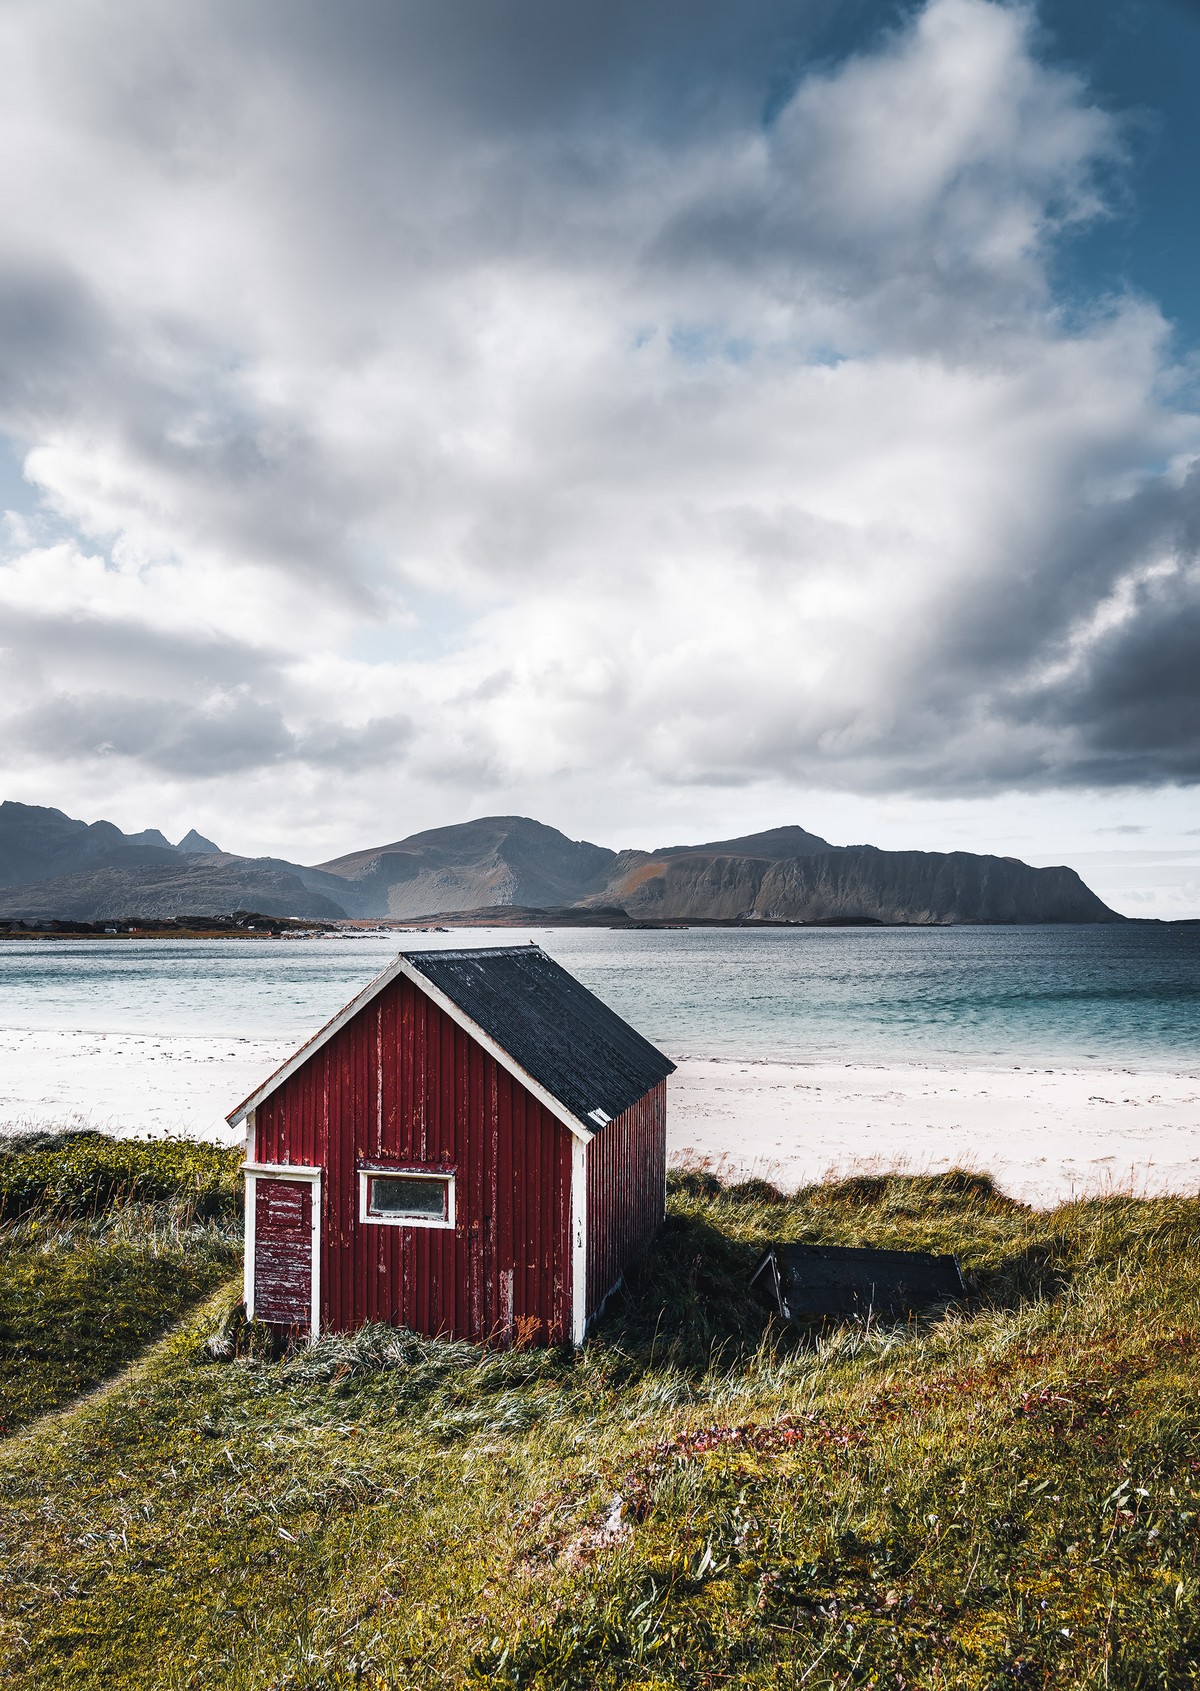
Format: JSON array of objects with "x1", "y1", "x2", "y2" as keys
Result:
[{"x1": 749, "y1": 1243, "x2": 965, "y2": 1324}]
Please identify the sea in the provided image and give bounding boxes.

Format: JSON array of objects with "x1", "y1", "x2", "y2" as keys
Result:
[{"x1": 2, "y1": 922, "x2": 1198, "y2": 1069}]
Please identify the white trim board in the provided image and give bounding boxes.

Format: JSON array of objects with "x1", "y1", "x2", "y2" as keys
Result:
[
  {"x1": 226, "y1": 951, "x2": 599, "y2": 1143},
  {"x1": 242, "y1": 1161, "x2": 321, "y2": 1178},
  {"x1": 570, "y1": 1136, "x2": 588, "y2": 1347}
]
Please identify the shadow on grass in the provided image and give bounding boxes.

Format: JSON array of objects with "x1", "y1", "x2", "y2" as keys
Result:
[
  {"x1": 595, "y1": 1209, "x2": 779, "y2": 1372},
  {"x1": 963, "y1": 1237, "x2": 1076, "y2": 1311},
  {"x1": 595, "y1": 1170, "x2": 1067, "y2": 1373},
  {"x1": 797, "y1": 1168, "x2": 1025, "y2": 1218},
  {"x1": 214, "y1": 1169, "x2": 1076, "y2": 1392}
]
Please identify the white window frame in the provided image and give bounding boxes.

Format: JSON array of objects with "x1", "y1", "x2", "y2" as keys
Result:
[{"x1": 357, "y1": 1166, "x2": 456, "y2": 1230}]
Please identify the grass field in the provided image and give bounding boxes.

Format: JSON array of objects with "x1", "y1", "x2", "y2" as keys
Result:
[
  {"x1": 0, "y1": 1132, "x2": 242, "y2": 1432},
  {"x1": 1, "y1": 1162, "x2": 1199, "y2": 1688}
]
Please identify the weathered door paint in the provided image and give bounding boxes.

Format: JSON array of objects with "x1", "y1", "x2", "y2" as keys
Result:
[{"x1": 254, "y1": 1178, "x2": 314, "y2": 1329}]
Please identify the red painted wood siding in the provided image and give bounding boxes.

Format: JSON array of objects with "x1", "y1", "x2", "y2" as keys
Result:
[
  {"x1": 254, "y1": 1179, "x2": 313, "y2": 1328},
  {"x1": 585, "y1": 1080, "x2": 666, "y2": 1318},
  {"x1": 254, "y1": 974, "x2": 574, "y2": 1343}
]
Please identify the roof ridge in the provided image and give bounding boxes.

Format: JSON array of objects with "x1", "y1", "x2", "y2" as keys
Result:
[{"x1": 401, "y1": 944, "x2": 538, "y2": 961}]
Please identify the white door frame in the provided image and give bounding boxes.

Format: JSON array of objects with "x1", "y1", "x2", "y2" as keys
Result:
[{"x1": 243, "y1": 1160, "x2": 323, "y2": 1335}]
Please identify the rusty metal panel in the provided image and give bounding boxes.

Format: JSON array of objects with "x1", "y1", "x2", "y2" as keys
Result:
[
  {"x1": 254, "y1": 1179, "x2": 312, "y2": 1329},
  {"x1": 254, "y1": 972, "x2": 575, "y2": 1344},
  {"x1": 585, "y1": 1079, "x2": 666, "y2": 1318}
]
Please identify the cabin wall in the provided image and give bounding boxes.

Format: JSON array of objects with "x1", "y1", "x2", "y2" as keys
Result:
[
  {"x1": 584, "y1": 1079, "x2": 667, "y2": 1321},
  {"x1": 253, "y1": 974, "x2": 574, "y2": 1343}
]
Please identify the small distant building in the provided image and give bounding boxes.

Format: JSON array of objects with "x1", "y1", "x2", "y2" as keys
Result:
[{"x1": 227, "y1": 945, "x2": 675, "y2": 1346}]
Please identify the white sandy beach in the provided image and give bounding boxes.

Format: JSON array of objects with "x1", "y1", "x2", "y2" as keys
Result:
[
  {"x1": 2, "y1": 1028, "x2": 1198, "y2": 1207},
  {"x1": 0, "y1": 1028, "x2": 293, "y2": 1147},
  {"x1": 669, "y1": 1057, "x2": 1200, "y2": 1207}
]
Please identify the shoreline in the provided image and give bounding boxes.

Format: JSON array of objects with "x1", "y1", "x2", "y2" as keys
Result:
[
  {"x1": 1, "y1": 1028, "x2": 1196, "y2": 1206},
  {"x1": 5, "y1": 910, "x2": 1200, "y2": 944}
]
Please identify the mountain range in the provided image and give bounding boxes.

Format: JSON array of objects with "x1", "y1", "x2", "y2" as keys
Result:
[{"x1": 0, "y1": 802, "x2": 1122, "y2": 925}]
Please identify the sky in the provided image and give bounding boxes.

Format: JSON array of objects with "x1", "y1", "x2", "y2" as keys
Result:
[{"x1": 0, "y1": 0, "x2": 1198, "y2": 916}]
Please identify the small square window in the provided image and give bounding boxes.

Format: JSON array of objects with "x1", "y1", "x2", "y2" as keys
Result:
[{"x1": 358, "y1": 1168, "x2": 455, "y2": 1228}]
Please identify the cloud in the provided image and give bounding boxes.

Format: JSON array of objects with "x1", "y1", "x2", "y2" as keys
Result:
[
  {"x1": 13, "y1": 691, "x2": 296, "y2": 777},
  {"x1": 651, "y1": 0, "x2": 1122, "y2": 343},
  {"x1": 9, "y1": 688, "x2": 412, "y2": 778},
  {"x1": 0, "y1": 0, "x2": 1195, "y2": 844}
]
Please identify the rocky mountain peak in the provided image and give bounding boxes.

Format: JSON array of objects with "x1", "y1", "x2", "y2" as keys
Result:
[{"x1": 175, "y1": 830, "x2": 222, "y2": 856}]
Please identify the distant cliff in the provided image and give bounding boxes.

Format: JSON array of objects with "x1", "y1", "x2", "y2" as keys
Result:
[
  {"x1": 0, "y1": 802, "x2": 1123, "y2": 924},
  {"x1": 594, "y1": 845, "x2": 1117, "y2": 924}
]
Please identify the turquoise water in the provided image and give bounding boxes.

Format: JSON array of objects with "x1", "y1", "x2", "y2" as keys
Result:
[{"x1": 0, "y1": 924, "x2": 1197, "y2": 1069}]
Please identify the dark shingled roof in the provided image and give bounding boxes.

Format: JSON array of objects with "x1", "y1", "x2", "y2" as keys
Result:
[{"x1": 404, "y1": 945, "x2": 675, "y2": 1128}]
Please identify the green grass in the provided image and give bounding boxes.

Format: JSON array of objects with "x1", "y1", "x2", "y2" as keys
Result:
[
  {"x1": 0, "y1": 1132, "x2": 243, "y2": 1432},
  {"x1": 1, "y1": 1168, "x2": 1200, "y2": 1688},
  {"x1": 0, "y1": 1130, "x2": 241, "y2": 1223}
]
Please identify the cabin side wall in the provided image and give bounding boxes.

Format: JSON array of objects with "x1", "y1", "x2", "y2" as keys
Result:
[
  {"x1": 584, "y1": 1079, "x2": 667, "y2": 1323},
  {"x1": 253, "y1": 974, "x2": 574, "y2": 1343}
]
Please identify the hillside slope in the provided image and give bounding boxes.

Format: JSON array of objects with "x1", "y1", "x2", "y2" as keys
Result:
[
  {"x1": 0, "y1": 801, "x2": 181, "y2": 886},
  {"x1": 2, "y1": 1170, "x2": 1198, "y2": 1687},
  {"x1": 0, "y1": 857, "x2": 348, "y2": 922},
  {"x1": 316, "y1": 815, "x2": 616, "y2": 918},
  {"x1": 0, "y1": 802, "x2": 1124, "y2": 923},
  {"x1": 0, "y1": 803, "x2": 351, "y2": 920}
]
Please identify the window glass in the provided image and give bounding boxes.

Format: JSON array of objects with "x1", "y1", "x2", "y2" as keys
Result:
[{"x1": 368, "y1": 1175, "x2": 449, "y2": 1222}]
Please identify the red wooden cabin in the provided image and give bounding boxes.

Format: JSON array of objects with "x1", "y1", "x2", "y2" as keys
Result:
[{"x1": 227, "y1": 945, "x2": 675, "y2": 1345}]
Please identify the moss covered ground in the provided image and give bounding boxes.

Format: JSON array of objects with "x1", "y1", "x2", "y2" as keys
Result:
[{"x1": 1, "y1": 1163, "x2": 1199, "y2": 1688}]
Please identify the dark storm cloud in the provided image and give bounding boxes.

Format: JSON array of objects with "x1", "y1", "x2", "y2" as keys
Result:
[
  {"x1": 227, "y1": 0, "x2": 842, "y2": 138},
  {"x1": 0, "y1": 606, "x2": 282, "y2": 693},
  {"x1": 862, "y1": 454, "x2": 1200, "y2": 783},
  {"x1": 14, "y1": 693, "x2": 296, "y2": 776},
  {"x1": 1018, "y1": 557, "x2": 1200, "y2": 781},
  {"x1": 0, "y1": 267, "x2": 107, "y2": 417}
]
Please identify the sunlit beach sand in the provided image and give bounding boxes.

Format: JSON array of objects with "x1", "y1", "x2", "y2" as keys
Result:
[
  {"x1": 668, "y1": 1055, "x2": 1200, "y2": 1207},
  {"x1": 3, "y1": 1027, "x2": 1196, "y2": 1208}
]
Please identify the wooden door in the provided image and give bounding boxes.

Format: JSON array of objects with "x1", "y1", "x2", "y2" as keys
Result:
[{"x1": 254, "y1": 1178, "x2": 315, "y2": 1329}]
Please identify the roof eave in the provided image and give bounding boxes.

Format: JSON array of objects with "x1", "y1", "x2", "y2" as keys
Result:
[{"x1": 225, "y1": 952, "x2": 410, "y2": 1127}]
